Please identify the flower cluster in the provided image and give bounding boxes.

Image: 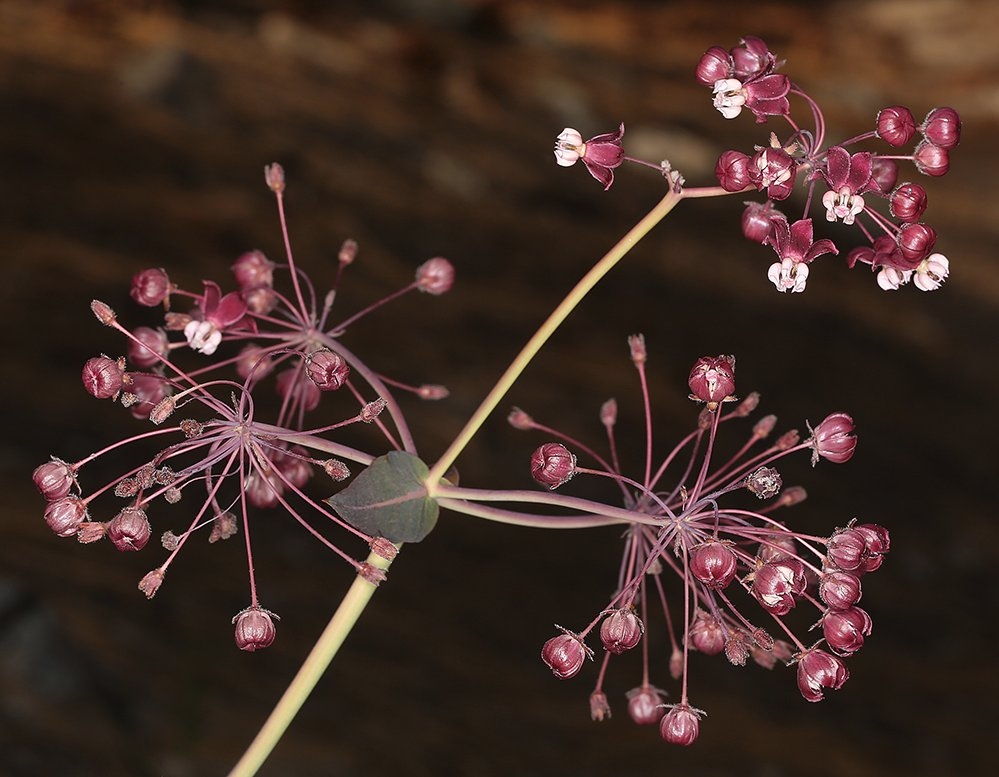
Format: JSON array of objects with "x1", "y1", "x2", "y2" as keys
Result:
[
  {"x1": 555, "y1": 36, "x2": 959, "y2": 294},
  {"x1": 517, "y1": 341, "x2": 887, "y2": 744},
  {"x1": 33, "y1": 164, "x2": 453, "y2": 649}
]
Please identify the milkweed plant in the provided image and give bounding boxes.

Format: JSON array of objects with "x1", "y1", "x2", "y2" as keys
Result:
[{"x1": 32, "y1": 36, "x2": 959, "y2": 771}]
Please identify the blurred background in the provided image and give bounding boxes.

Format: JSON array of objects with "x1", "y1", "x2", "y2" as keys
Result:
[{"x1": 2, "y1": 1, "x2": 996, "y2": 775}]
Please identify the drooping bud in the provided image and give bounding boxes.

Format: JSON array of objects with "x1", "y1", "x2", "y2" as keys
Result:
[
  {"x1": 913, "y1": 141, "x2": 950, "y2": 177},
  {"x1": 695, "y1": 46, "x2": 732, "y2": 86},
  {"x1": 715, "y1": 150, "x2": 752, "y2": 192},
  {"x1": 741, "y1": 201, "x2": 779, "y2": 243},
  {"x1": 541, "y1": 629, "x2": 592, "y2": 679},
  {"x1": 875, "y1": 105, "x2": 916, "y2": 147},
  {"x1": 920, "y1": 107, "x2": 961, "y2": 149},
  {"x1": 43, "y1": 496, "x2": 88, "y2": 537},
  {"x1": 128, "y1": 327, "x2": 170, "y2": 368},
  {"x1": 33, "y1": 458, "x2": 77, "y2": 501},
  {"x1": 819, "y1": 570, "x2": 863, "y2": 610},
  {"x1": 853, "y1": 523, "x2": 890, "y2": 572},
  {"x1": 821, "y1": 606, "x2": 872, "y2": 656},
  {"x1": 689, "y1": 612, "x2": 726, "y2": 655},
  {"x1": 82, "y1": 355, "x2": 126, "y2": 399},
  {"x1": 809, "y1": 412, "x2": 857, "y2": 465},
  {"x1": 130, "y1": 268, "x2": 172, "y2": 307},
  {"x1": 690, "y1": 540, "x2": 738, "y2": 589},
  {"x1": 305, "y1": 348, "x2": 350, "y2": 391},
  {"x1": 659, "y1": 703, "x2": 702, "y2": 746},
  {"x1": 751, "y1": 558, "x2": 806, "y2": 615},
  {"x1": 415, "y1": 256, "x2": 455, "y2": 295},
  {"x1": 233, "y1": 606, "x2": 279, "y2": 651},
  {"x1": 232, "y1": 250, "x2": 275, "y2": 290},
  {"x1": 626, "y1": 685, "x2": 666, "y2": 725},
  {"x1": 688, "y1": 354, "x2": 736, "y2": 409},
  {"x1": 870, "y1": 157, "x2": 899, "y2": 193},
  {"x1": 530, "y1": 443, "x2": 577, "y2": 490},
  {"x1": 599, "y1": 608, "x2": 644, "y2": 654},
  {"x1": 795, "y1": 647, "x2": 849, "y2": 702},
  {"x1": 890, "y1": 183, "x2": 928, "y2": 223},
  {"x1": 107, "y1": 506, "x2": 151, "y2": 551}
]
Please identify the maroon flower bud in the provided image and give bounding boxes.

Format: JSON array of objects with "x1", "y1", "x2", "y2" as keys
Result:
[
  {"x1": 689, "y1": 612, "x2": 726, "y2": 655},
  {"x1": 659, "y1": 703, "x2": 702, "y2": 746},
  {"x1": 599, "y1": 608, "x2": 644, "y2": 654},
  {"x1": 695, "y1": 45, "x2": 731, "y2": 86},
  {"x1": 415, "y1": 256, "x2": 455, "y2": 295},
  {"x1": 749, "y1": 147, "x2": 797, "y2": 200},
  {"x1": 715, "y1": 150, "x2": 752, "y2": 192},
  {"x1": 732, "y1": 36, "x2": 775, "y2": 80},
  {"x1": 530, "y1": 443, "x2": 577, "y2": 490},
  {"x1": 890, "y1": 182, "x2": 928, "y2": 223},
  {"x1": 107, "y1": 506, "x2": 151, "y2": 551},
  {"x1": 826, "y1": 527, "x2": 867, "y2": 572},
  {"x1": 541, "y1": 629, "x2": 592, "y2": 679},
  {"x1": 43, "y1": 495, "x2": 88, "y2": 537},
  {"x1": 819, "y1": 571, "x2": 863, "y2": 610},
  {"x1": 741, "y1": 201, "x2": 779, "y2": 243},
  {"x1": 128, "y1": 326, "x2": 169, "y2": 368},
  {"x1": 913, "y1": 140, "x2": 950, "y2": 177},
  {"x1": 82, "y1": 355, "x2": 125, "y2": 399},
  {"x1": 626, "y1": 685, "x2": 666, "y2": 725},
  {"x1": 898, "y1": 222, "x2": 937, "y2": 263},
  {"x1": 33, "y1": 458, "x2": 76, "y2": 501},
  {"x1": 231, "y1": 250, "x2": 275, "y2": 290},
  {"x1": 305, "y1": 348, "x2": 350, "y2": 391},
  {"x1": 809, "y1": 412, "x2": 857, "y2": 465},
  {"x1": 130, "y1": 268, "x2": 171, "y2": 307},
  {"x1": 690, "y1": 540, "x2": 738, "y2": 589},
  {"x1": 795, "y1": 647, "x2": 849, "y2": 702},
  {"x1": 822, "y1": 606, "x2": 872, "y2": 655},
  {"x1": 876, "y1": 105, "x2": 916, "y2": 147},
  {"x1": 264, "y1": 163, "x2": 285, "y2": 193},
  {"x1": 920, "y1": 107, "x2": 961, "y2": 149},
  {"x1": 853, "y1": 523, "x2": 890, "y2": 572},
  {"x1": 688, "y1": 354, "x2": 736, "y2": 408},
  {"x1": 233, "y1": 606, "x2": 279, "y2": 651},
  {"x1": 869, "y1": 157, "x2": 898, "y2": 193},
  {"x1": 745, "y1": 466, "x2": 782, "y2": 499},
  {"x1": 589, "y1": 690, "x2": 611, "y2": 722},
  {"x1": 751, "y1": 558, "x2": 806, "y2": 615}
]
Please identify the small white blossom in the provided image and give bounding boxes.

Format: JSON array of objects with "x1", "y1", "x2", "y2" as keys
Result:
[
  {"x1": 767, "y1": 258, "x2": 809, "y2": 293},
  {"x1": 913, "y1": 253, "x2": 949, "y2": 291},
  {"x1": 554, "y1": 128, "x2": 584, "y2": 167},
  {"x1": 184, "y1": 320, "x2": 223, "y2": 355},
  {"x1": 712, "y1": 78, "x2": 746, "y2": 119},
  {"x1": 821, "y1": 188, "x2": 865, "y2": 225},
  {"x1": 876, "y1": 266, "x2": 912, "y2": 291}
]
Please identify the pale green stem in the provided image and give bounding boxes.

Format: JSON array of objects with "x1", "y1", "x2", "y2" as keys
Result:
[
  {"x1": 226, "y1": 548, "x2": 395, "y2": 777},
  {"x1": 424, "y1": 187, "x2": 684, "y2": 493}
]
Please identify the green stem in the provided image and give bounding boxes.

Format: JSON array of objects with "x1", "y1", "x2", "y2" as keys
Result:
[
  {"x1": 424, "y1": 187, "x2": 684, "y2": 493},
  {"x1": 226, "y1": 548, "x2": 396, "y2": 777}
]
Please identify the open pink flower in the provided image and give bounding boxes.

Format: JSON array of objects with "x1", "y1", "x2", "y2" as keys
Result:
[
  {"x1": 554, "y1": 124, "x2": 626, "y2": 190},
  {"x1": 763, "y1": 217, "x2": 837, "y2": 292},
  {"x1": 820, "y1": 147, "x2": 875, "y2": 225},
  {"x1": 184, "y1": 281, "x2": 255, "y2": 355}
]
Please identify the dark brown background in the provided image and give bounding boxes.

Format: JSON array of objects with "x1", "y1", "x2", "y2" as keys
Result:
[{"x1": 2, "y1": 1, "x2": 996, "y2": 775}]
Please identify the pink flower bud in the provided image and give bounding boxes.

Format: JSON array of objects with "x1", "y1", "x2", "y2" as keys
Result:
[
  {"x1": 125, "y1": 373, "x2": 171, "y2": 421},
  {"x1": 732, "y1": 36, "x2": 775, "y2": 80},
  {"x1": 821, "y1": 606, "x2": 872, "y2": 655},
  {"x1": 819, "y1": 571, "x2": 863, "y2": 610},
  {"x1": 236, "y1": 344, "x2": 273, "y2": 381},
  {"x1": 626, "y1": 685, "x2": 666, "y2": 725},
  {"x1": 264, "y1": 163, "x2": 285, "y2": 193},
  {"x1": 305, "y1": 348, "x2": 350, "y2": 391},
  {"x1": 869, "y1": 157, "x2": 899, "y2": 193},
  {"x1": 82, "y1": 355, "x2": 125, "y2": 399},
  {"x1": 541, "y1": 630, "x2": 591, "y2": 679},
  {"x1": 274, "y1": 446, "x2": 312, "y2": 489},
  {"x1": 43, "y1": 496, "x2": 88, "y2": 537},
  {"x1": 898, "y1": 223, "x2": 937, "y2": 264},
  {"x1": 233, "y1": 606, "x2": 279, "y2": 651},
  {"x1": 890, "y1": 182, "x2": 928, "y2": 223},
  {"x1": 751, "y1": 558, "x2": 806, "y2": 615},
  {"x1": 231, "y1": 250, "x2": 275, "y2": 290},
  {"x1": 589, "y1": 690, "x2": 611, "y2": 722},
  {"x1": 338, "y1": 238, "x2": 358, "y2": 265},
  {"x1": 688, "y1": 354, "x2": 736, "y2": 408},
  {"x1": 530, "y1": 443, "x2": 577, "y2": 490},
  {"x1": 415, "y1": 257, "x2": 455, "y2": 295},
  {"x1": 276, "y1": 369, "x2": 321, "y2": 412},
  {"x1": 920, "y1": 107, "x2": 961, "y2": 149},
  {"x1": 130, "y1": 268, "x2": 171, "y2": 307},
  {"x1": 826, "y1": 527, "x2": 867, "y2": 572},
  {"x1": 853, "y1": 523, "x2": 890, "y2": 572},
  {"x1": 507, "y1": 407, "x2": 534, "y2": 430},
  {"x1": 876, "y1": 105, "x2": 916, "y2": 147},
  {"x1": 33, "y1": 458, "x2": 76, "y2": 501},
  {"x1": 107, "y1": 507, "x2": 151, "y2": 551},
  {"x1": 245, "y1": 468, "x2": 283, "y2": 509},
  {"x1": 741, "y1": 201, "x2": 779, "y2": 243},
  {"x1": 809, "y1": 412, "x2": 857, "y2": 465},
  {"x1": 599, "y1": 609, "x2": 644, "y2": 654},
  {"x1": 689, "y1": 612, "x2": 726, "y2": 655},
  {"x1": 659, "y1": 703, "x2": 702, "y2": 746},
  {"x1": 913, "y1": 140, "x2": 950, "y2": 177},
  {"x1": 795, "y1": 647, "x2": 849, "y2": 702},
  {"x1": 690, "y1": 540, "x2": 738, "y2": 588},
  {"x1": 600, "y1": 398, "x2": 617, "y2": 428},
  {"x1": 715, "y1": 150, "x2": 752, "y2": 192},
  {"x1": 695, "y1": 46, "x2": 731, "y2": 85},
  {"x1": 128, "y1": 327, "x2": 169, "y2": 368}
]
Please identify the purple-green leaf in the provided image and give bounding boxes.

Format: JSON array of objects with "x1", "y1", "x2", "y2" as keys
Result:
[{"x1": 326, "y1": 451, "x2": 440, "y2": 543}]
